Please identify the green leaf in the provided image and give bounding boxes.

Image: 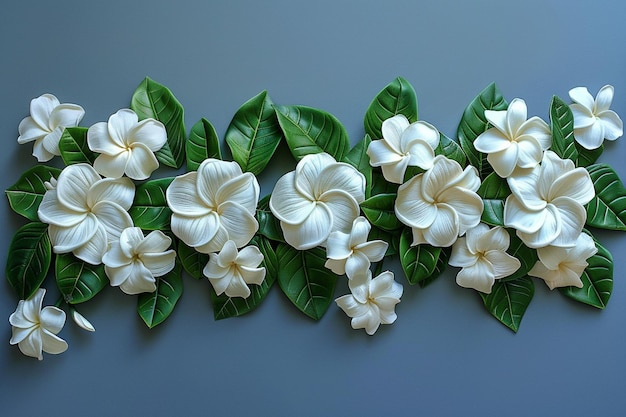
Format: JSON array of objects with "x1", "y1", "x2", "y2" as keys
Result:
[
  {"x1": 343, "y1": 134, "x2": 373, "y2": 198},
  {"x1": 399, "y1": 228, "x2": 442, "y2": 285},
  {"x1": 360, "y1": 193, "x2": 402, "y2": 231},
  {"x1": 549, "y1": 96, "x2": 579, "y2": 162},
  {"x1": 137, "y1": 260, "x2": 183, "y2": 328},
  {"x1": 177, "y1": 241, "x2": 209, "y2": 280},
  {"x1": 364, "y1": 77, "x2": 418, "y2": 139},
  {"x1": 585, "y1": 163, "x2": 626, "y2": 230},
  {"x1": 274, "y1": 105, "x2": 350, "y2": 161},
  {"x1": 368, "y1": 226, "x2": 400, "y2": 256},
  {"x1": 436, "y1": 133, "x2": 467, "y2": 166},
  {"x1": 131, "y1": 77, "x2": 186, "y2": 169},
  {"x1": 501, "y1": 231, "x2": 538, "y2": 282},
  {"x1": 6, "y1": 222, "x2": 51, "y2": 299},
  {"x1": 276, "y1": 244, "x2": 337, "y2": 320},
  {"x1": 55, "y1": 253, "x2": 107, "y2": 304},
  {"x1": 371, "y1": 170, "x2": 399, "y2": 196},
  {"x1": 477, "y1": 172, "x2": 511, "y2": 226},
  {"x1": 420, "y1": 247, "x2": 450, "y2": 288},
  {"x1": 481, "y1": 276, "x2": 534, "y2": 333},
  {"x1": 129, "y1": 177, "x2": 174, "y2": 230},
  {"x1": 6, "y1": 165, "x2": 62, "y2": 221},
  {"x1": 576, "y1": 143, "x2": 604, "y2": 167},
  {"x1": 256, "y1": 194, "x2": 285, "y2": 242},
  {"x1": 226, "y1": 91, "x2": 283, "y2": 175},
  {"x1": 212, "y1": 235, "x2": 278, "y2": 319},
  {"x1": 559, "y1": 238, "x2": 612, "y2": 309},
  {"x1": 58, "y1": 127, "x2": 97, "y2": 165},
  {"x1": 186, "y1": 118, "x2": 221, "y2": 171},
  {"x1": 457, "y1": 82, "x2": 508, "y2": 179}
]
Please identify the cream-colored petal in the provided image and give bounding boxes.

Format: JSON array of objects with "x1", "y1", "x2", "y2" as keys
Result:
[
  {"x1": 91, "y1": 201, "x2": 133, "y2": 242},
  {"x1": 319, "y1": 190, "x2": 361, "y2": 233},
  {"x1": 294, "y1": 152, "x2": 336, "y2": 199},
  {"x1": 405, "y1": 140, "x2": 436, "y2": 170},
  {"x1": 216, "y1": 240, "x2": 239, "y2": 267},
  {"x1": 573, "y1": 123, "x2": 604, "y2": 150},
  {"x1": 594, "y1": 85, "x2": 614, "y2": 113},
  {"x1": 49, "y1": 103, "x2": 84, "y2": 130},
  {"x1": 411, "y1": 227, "x2": 428, "y2": 246},
  {"x1": 166, "y1": 172, "x2": 211, "y2": 216},
  {"x1": 207, "y1": 265, "x2": 233, "y2": 295},
  {"x1": 197, "y1": 159, "x2": 243, "y2": 205},
  {"x1": 128, "y1": 118, "x2": 167, "y2": 151},
  {"x1": 569, "y1": 103, "x2": 595, "y2": 129},
  {"x1": 10, "y1": 326, "x2": 36, "y2": 345},
  {"x1": 119, "y1": 262, "x2": 156, "y2": 295},
  {"x1": 485, "y1": 109, "x2": 508, "y2": 133},
  {"x1": 215, "y1": 172, "x2": 260, "y2": 215},
  {"x1": 88, "y1": 121, "x2": 121, "y2": 153},
  {"x1": 355, "y1": 240, "x2": 388, "y2": 263},
  {"x1": 315, "y1": 163, "x2": 365, "y2": 203},
  {"x1": 31, "y1": 138, "x2": 55, "y2": 162},
  {"x1": 484, "y1": 250, "x2": 521, "y2": 279},
  {"x1": 344, "y1": 251, "x2": 371, "y2": 280},
  {"x1": 196, "y1": 224, "x2": 230, "y2": 254},
  {"x1": 239, "y1": 265, "x2": 266, "y2": 286},
  {"x1": 401, "y1": 120, "x2": 439, "y2": 150},
  {"x1": 381, "y1": 114, "x2": 409, "y2": 153},
  {"x1": 543, "y1": 267, "x2": 584, "y2": 290},
  {"x1": 56, "y1": 163, "x2": 100, "y2": 212},
  {"x1": 423, "y1": 203, "x2": 459, "y2": 247},
  {"x1": 38, "y1": 190, "x2": 87, "y2": 227},
  {"x1": 30, "y1": 94, "x2": 59, "y2": 129},
  {"x1": 517, "y1": 117, "x2": 551, "y2": 150},
  {"x1": 119, "y1": 227, "x2": 145, "y2": 257},
  {"x1": 448, "y1": 165, "x2": 481, "y2": 192},
  {"x1": 536, "y1": 245, "x2": 567, "y2": 270},
  {"x1": 569, "y1": 87, "x2": 595, "y2": 110},
  {"x1": 39, "y1": 306, "x2": 66, "y2": 334},
  {"x1": 549, "y1": 198, "x2": 586, "y2": 247},
  {"x1": 107, "y1": 109, "x2": 139, "y2": 146},
  {"x1": 141, "y1": 251, "x2": 176, "y2": 277},
  {"x1": 355, "y1": 308, "x2": 382, "y2": 335},
  {"x1": 370, "y1": 271, "x2": 402, "y2": 299},
  {"x1": 487, "y1": 144, "x2": 518, "y2": 178},
  {"x1": 136, "y1": 230, "x2": 172, "y2": 254},
  {"x1": 269, "y1": 172, "x2": 315, "y2": 224},
  {"x1": 422, "y1": 156, "x2": 463, "y2": 199},
  {"x1": 380, "y1": 156, "x2": 410, "y2": 184},
  {"x1": 125, "y1": 143, "x2": 159, "y2": 180},
  {"x1": 224, "y1": 273, "x2": 252, "y2": 298},
  {"x1": 218, "y1": 201, "x2": 259, "y2": 248},
  {"x1": 456, "y1": 259, "x2": 495, "y2": 294},
  {"x1": 203, "y1": 255, "x2": 230, "y2": 280},
  {"x1": 335, "y1": 294, "x2": 370, "y2": 320},
  {"x1": 88, "y1": 177, "x2": 135, "y2": 210},
  {"x1": 326, "y1": 230, "x2": 352, "y2": 260},
  {"x1": 171, "y1": 212, "x2": 220, "y2": 248},
  {"x1": 395, "y1": 175, "x2": 437, "y2": 228},
  {"x1": 93, "y1": 152, "x2": 129, "y2": 179},
  {"x1": 72, "y1": 223, "x2": 108, "y2": 265},
  {"x1": 597, "y1": 110, "x2": 623, "y2": 140},
  {"x1": 102, "y1": 243, "x2": 132, "y2": 268},
  {"x1": 464, "y1": 223, "x2": 490, "y2": 251},
  {"x1": 506, "y1": 99, "x2": 528, "y2": 136},
  {"x1": 367, "y1": 138, "x2": 404, "y2": 166},
  {"x1": 325, "y1": 258, "x2": 346, "y2": 275},
  {"x1": 503, "y1": 195, "x2": 546, "y2": 233},
  {"x1": 528, "y1": 260, "x2": 559, "y2": 282},
  {"x1": 517, "y1": 204, "x2": 561, "y2": 248},
  {"x1": 18, "y1": 329, "x2": 43, "y2": 360},
  {"x1": 515, "y1": 135, "x2": 543, "y2": 168},
  {"x1": 281, "y1": 203, "x2": 333, "y2": 250},
  {"x1": 437, "y1": 187, "x2": 483, "y2": 235},
  {"x1": 569, "y1": 233, "x2": 598, "y2": 261},
  {"x1": 48, "y1": 216, "x2": 98, "y2": 253},
  {"x1": 548, "y1": 168, "x2": 594, "y2": 205},
  {"x1": 41, "y1": 127, "x2": 63, "y2": 156},
  {"x1": 9, "y1": 302, "x2": 33, "y2": 329},
  {"x1": 236, "y1": 244, "x2": 264, "y2": 268},
  {"x1": 71, "y1": 309, "x2": 95, "y2": 332},
  {"x1": 507, "y1": 167, "x2": 545, "y2": 211},
  {"x1": 18, "y1": 117, "x2": 47, "y2": 144},
  {"x1": 449, "y1": 237, "x2": 477, "y2": 268},
  {"x1": 474, "y1": 129, "x2": 511, "y2": 153},
  {"x1": 476, "y1": 225, "x2": 510, "y2": 252}
]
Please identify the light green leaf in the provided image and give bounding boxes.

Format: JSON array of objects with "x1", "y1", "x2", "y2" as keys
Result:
[
  {"x1": 129, "y1": 177, "x2": 174, "y2": 230},
  {"x1": 187, "y1": 118, "x2": 221, "y2": 171},
  {"x1": 585, "y1": 163, "x2": 626, "y2": 230},
  {"x1": 59, "y1": 127, "x2": 97, "y2": 165},
  {"x1": 226, "y1": 91, "x2": 283, "y2": 175},
  {"x1": 137, "y1": 260, "x2": 183, "y2": 328},
  {"x1": 131, "y1": 77, "x2": 186, "y2": 169},
  {"x1": 435, "y1": 133, "x2": 467, "y2": 166},
  {"x1": 256, "y1": 194, "x2": 285, "y2": 242},
  {"x1": 6, "y1": 222, "x2": 51, "y2": 299},
  {"x1": 55, "y1": 253, "x2": 107, "y2": 304},
  {"x1": 6, "y1": 165, "x2": 62, "y2": 221},
  {"x1": 364, "y1": 77, "x2": 418, "y2": 139},
  {"x1": 177, "y1": 241, "x2": 209, "y2": 280},
  {"x1": 276, "y1": 244, "x2": 337, "y2": 320},
  {"x1": 501, "y1": 231, "x2": 538, "y2": 282},
  {"x1": 477, "y1": 172, "x2": 511, "y2": 226},
  {"x1": 480, "y1": 276, "x2": 534, "y2": 333},
  {"x1": 549, "y1": 96, "x2": 578, "y2": 162},
  {"x1": 399, "y1": 228, "x2": 442, "y2": 285},
  {"x1": 343, "y1": 134, "x2": 373, "y2": 199},
  {"x1": 274, "y1": 105, "x2": 350, "y2": 161},
  {"x1": 360, "y1": 193, "x2": 402, "y2": 231}
]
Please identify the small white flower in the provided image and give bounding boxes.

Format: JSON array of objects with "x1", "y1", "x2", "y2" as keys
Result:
[
  {"x1": 203, "y1": 240, "x2": 266, "y2": 298},
  {"x1": 88, "y1": 109, "x2": 167, "y2": 180},
  {"x1": 324, "y1": 216, "x2": 388, "y2": 278},
  {"x1": 103, "y1": 227, "x2": 176, "y2": 295},
  {"x1": 367, "y1": 115, "x2": 440, "y2": 184},
  {"x1": 270, "y1": 153, "x2": 366, "y2": 250},
  {"x1": 528, "y1": 233, "x2": 597, "y2": 290},
  {"x1": 449, "y1": 224, "x2": 521, "y2": 294},
  {"x1": 37, "y1": 163, "x2": 135, "y2": 264},
  {"x1": 18, "y1": 93, "x2": 85, "y2": 162},
  {"x1": 504, "y1": 151, "x2": 595, "y2": 248},
  {"x1": 569, "y1": 85, "x2": 623, "y2": 150},
  {"x1": 395, "y1": 155, "x2": 483, "y2": 247},
  {"x1": 474, "y1": 98, "x2": 551, "y2": 177},
  {"x1": 70, "y1": 308, "x2": 95, "y2": 332},
  {"x1": 9, "y1": 289, "x2": 68, "y2": 360},
  {"x1": 335, "y1": 270, "x2": 403, "y2": 335}
]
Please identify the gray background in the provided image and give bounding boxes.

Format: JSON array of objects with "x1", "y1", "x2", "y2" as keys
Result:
[{"x1": 1, "y1": 1, "x2": 625, "y2": 416}]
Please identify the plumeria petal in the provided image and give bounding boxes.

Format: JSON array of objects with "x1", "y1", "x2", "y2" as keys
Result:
[
  {"x1": 49, "y1": 104, "x2": 84, "y2": 130},
  {"x1": 549, "y1": 197, "x2": 586, "y2": 247},
  {"x1": 225, "y1": 274, "x2": 252, "y2": 298},
  {"x1": 93, "y1": 152, "x2": 129, "y2": 179},
  {"x1": 39, "y1": 306, "x2": 66, "y2": 334},
  {"x1": 239, "y1": 265, "x2": 266, "y2": 286},
  {"x1": 30, "y1": 94, "x2": 60, "y2": 129},
  {"x1": 506, "y1": 98, "x2": 528, "y2": 135},
  {"x1": 197, "y1": 159, "x2": 243, "y2": 205},
  {"x1": 237, "y1": 245, "x2": 264, "y2": 268},
  {"x1": 484, "y1": 250, "x2": 521, "y2": 279},
  {"x1": 381, "y1": 115, "x2": 409, "y2": 153},
  {"x1": 401, "y1": 120, "x2": 439, "y2": 151},
  {"x1": 135, "y1": 230, "x2": 172, "y2": 254},
  {"x1": 326, "y1": 231, "x2": 352, "y2": 260},
  {"x1": 597, "y1": 111, "x2": 623, "y2": 140},
  {"x1": 574, "y1": 122, "x2": 605, "y2": 150},
  {"x1": 474, "y1": 129, "x2": 511, "y2": 153},
  {"x1": 88, "y1": 121, "x2": 120, "y2": 153},
  {"x1": 422, "y1": 156, "x2": 463, "y2": 200},
  {"x1": 315, "y1": 163, "x2": 366, "y2": 204},
  {"x1": 487, "y1": 144, "x2": 519, "y2": 177},
  {"x1": 38, "y1": 190, "x2": 87, "y2": 227},
  {"x1": 41, "y1": 127, "x2": 63, "y2": 156},
  {"x1": 518, "y1": 117, "x2": 551, "y2": 149},
  {"x1": 48, "y1": 215, "x2": 99, "y2": 253},
  {"x1": 515, "y1": 135, "x2": 543, "y2": 168},
  {"x1": 17, "y1": 117, "x2": 47, "y2": 144},
  {"x1": 404, "y1": 140, "x2": 436, "y2": 170},
  {"x1": 119, "y1": 227, "x2": 146, "y2": 257},
  {"x1": 594, "y1": 85, "x2": 614, "y2": 113},
  {"x1": 318, "y1": 190, "x2": 361, "y2": 233},
  {"x1": 269, "y1": 172, "x2": 315, "y2": 224},
  {"x1": 423, "y1": 203, "x2": 459, "y2": 247},
  {"x1": 56, "y1": 163, "x2": 100, "y2": 212},
  {"x1": 449, "y1": 237, "x2": 477, "y2": 268},
  {"x1": 107, "y1": 109, "x2": 138, "y2": 146},
  {"x1": 548, "y1": 168, "x2": 594, "y2": 205},
  {"x1": 72, "y1": 223, "x2": 108, "y2": 264},
  {"x1": 91, "y1": 201, "x2": 133, "y2": 242},
  {"x1": 356, "y1": 240, "x2": 388, "y2": 263},
  {"x1": 31, "y1": 140, "x2": 55, "y2": 162},
  {"x1": 295, "y1": 152, "x2": 337, "y2": 199},
  {"x1": 281, "y1": 203, "x2": 333, "y2": 250},
  {"x1": 367, "y1": 139, "x2": 404, "y2": 166},
  {"x1": 171, "y1": 212, "x2": 220, "y2": 248},
  {"x1": 517, "y1": 204, "x2": 561, "y2": 248},
  {"x1": 485, "y1": 109, "x2": 508, "y2": 133},
  {"x1": 436, "y1": 187, "x2": 483, "y2": 235},
  {"x1": 18, "y1": 330, "x2": 44, "y2": 360},
  {"x1": 455, "y1": 259, "x2": 495, "y2": 293},
  {"x1": 569, "y1": 104, "x2": 595, "y2": 128},
  {"x1": 141, "y1": 251, "x2": 176, "y2": 277},
  {"x1": 503, "y1": 195, "x2": 546, "y2": 233},
  {"x1": 380, "y1": 156, "x2": 410, "y2": 184},
  {"x1": 218, "y1": 201, "x2": 259, "y2": 248},
  {"x1": 344, "y1": 251, "x2": 372, "y2": 280},
  {"x1": 476, "y1": 225, "x2": 509, "y2": 252},
  {"x1": 216, "y1": 240, "x2": 239, "y2": 268},
  {"x1": 395, "y1": 175, "x2": 437, "y2": 228},
  {"x1": 125, "y1": 143, "x2": 159, "y2": 180},
  {"x1": 569, "y1": 87, "x2": 595, "y2": 110},
  {"x1": 119, "y1": 262, "x2": 156, "y2": 295},
  {"x1": 215, "y1": 172, "x2": 260, "y2": 215},
  {"x1": 88, "y1": 177, "x2": 135, "y2": 210},
  {"x1": 128, "y1": 119, "x2": 167, "y2": 151},
  {"x1": 102, "y1": 243, "x2": 131, "y2": 268},
  {"x1": 71, "y1": 309, "x2": 96, "y2": 332},
  {"x1": 166, "y1": 172, "x2": 211, "y2": 216}
]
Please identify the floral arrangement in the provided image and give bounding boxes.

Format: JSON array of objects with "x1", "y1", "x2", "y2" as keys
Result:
[{"x1": 5, "y1": 77, "x2": 625, "y2": 360}]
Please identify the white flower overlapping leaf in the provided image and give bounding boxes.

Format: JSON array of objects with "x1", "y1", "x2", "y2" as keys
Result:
[
  {"x1": 569, "y1": 85, "x2": 623, "y2": 150},
  {"x1": 270, "y1": 152, "x2": 366, "y2": 250},
  {"x1": 474, "y1": 98, "x2": 551, "y2": 177},
  {"x1": 18, "y1": 93, "x2": 85, "y2": 162},
  {"x1": 203, "y1": 240, "x2": 266, "y2": 298},
  {"x1": 9, "y1": 289, "x2": 68, "y2": 360},
  {"x1": 504, "y1": 151, "x2": 594, "y2": 248},
  {"x1": 395, "y1": 155, "x2": 483, "y2": 247},
  {"x1": 103, "y1": 227, "x2": 176, "y2": 295},
  {"x1": 88, "y1": 109, "x2": 167, "y2": 180},
  {"x1": 449, "y1": 224, "x2": 521, "y2": 294},
  {"x1": 367, "y1": 114, "x2": 440, "y2": 184},
  {"x1": 167, "y1": 158, "x2": 260, "y2": 254},
  {"x1": 528, "y1": 233, "x2": 597, "y2": 289},
  {"x1": 37, "y1": 163, "x2": 135, "y2": 265}
]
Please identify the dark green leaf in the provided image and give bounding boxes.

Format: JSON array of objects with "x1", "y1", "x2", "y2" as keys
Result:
[
  {"x1": 585, "y1": 164, "x2": 626, "y2": 230},
  {"x1": 59, "y1": 127, "x2": 97, "y2": 165},
  {"x1": 576, "y1": 143, "x2": 604, "y2": 167},
  {"x1": 360, "y1": 193, "x2": 401, "y2": 232},
  {"x1": 481, "y1": 276, "x2": 534, "y2": 333},
  {"x1": 137, "y1": 260, "x2": 183, "y2": 328},
  {"x1": 6, "y1": 222, "x2": 51, "y2": 299},
  {"x1": 131, "y1": 77, "x2": 186, "y2": 168},
  {"x1": 420, "y1": 247, "x2": 450, "y2": 288},
  {"x1": 177, "y1": 241, "x2": 209, "y2": 280},
  {"x1": 549, "y1": 96, "x2": 578, "y2": 162},
  {"x1": 129, "y1": 177, "x2": 174, "y2": 230},
  {"x1": 436, "y1": 133, "x2": 466, "y2": 166},
  {"x1": 477, "y1": 172, "x2": 511, "y2": 226},
  {"x1": 55, "y1": 253, "x2": 107, "y2": 304},
  {"x1": 399, "y1": 228, "x2": 442, "y2": 285},
  {"x1": 6, "y1": 165, "x2": 62, "y2": 221},
  {"x1": 364, "y1": 77, "x2": 418, "y2": 139},
  {"x1": 343, "y1": 134, "x2": 373, "y2": 198},
  {"x1": 368, "y1": 226, "x2": 400, "y2": 256},
  {"x1": 501, "y1": 230, "x2": 538, "y2": 282},
  {"x1": 187, "y1": 118, "x2": 221, "y2": 171},
  {"x1": 256, "y1": 194, "x2": 285, "y2": 242},
  {"x1": 274, "y1": 105, "x2": 350, "y2": 161},
  {"x1": 371, "y1": 170, "x2": 399, "y2": 195}
]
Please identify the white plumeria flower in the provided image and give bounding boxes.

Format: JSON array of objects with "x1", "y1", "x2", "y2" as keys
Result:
[
  {"x1": 167, "y1": 158, "x2": 260, "y2": 254},
  {"x1": 367, "y1": 114, "x2": 440, "y2": 184},
  {"x1": 449, "y1": 224, "x2": 521, "y2": 294},
  {"x1": 395, "y1": 155, "x2": 483, "y2": 247},
  {"x1": 474, "y1": 98, "x2": 551, "y2": 178},
  {"x1": 9, "y1": 289, "x2": 68, "y2": 360},
  {"x1": 70, "y1": 308, "x2": 95, "y2": 332},
  {"x1": 528, "y1": 233, "x2": 597, "y2": 289},
  {"x1": 102, "y1": 227, "x2": 176, "y2": 295},
  {"x1": 87, "y1": 109, "x2": 167, "y2": 180},
  {"x1": 270, "y1": 152, "x2": 366, "y2": 250},
  {"x1": 203, "y1": 240, "x2": 266, "y2": 298},
  {"x1": 335, "y1": 270, "x2": 403, "y2": 335},
  {"x1": 37, "y1": 163, "x2": 135, "y2": 265},
  {"x1": 569, "y1": 85, "x2": 623, "y2": 150},
  {"x1": 504, "y1": 151, "x2": 594, "y2": 248},
  {"x1": 324, "y1": 216, "x2": 388, "y2": 278},
  {"x1": 17, "y1": 93, "x2": 85, "y2": 162}
]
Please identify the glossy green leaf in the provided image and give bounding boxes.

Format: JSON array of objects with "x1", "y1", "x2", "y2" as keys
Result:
[
  {"x1": 187, "y1": 118, "x2": 221, "y2": 171},
  {"x1": 6, "y1": 165, "x2": 62, "y2": 221},
  {"x1": 178, "y1": 241, "x2": 209, "y2": 280},
  {"x1": 549, "y1": 96, "x2": 578, "y2": 162},
  {"x1": 59, "y1": 127, "x2": 97, "y2": 165},
  {"x1": 501, "y1": 231, "x2": 538, "y2": 282},
  {"x1": 371, "y1": 170, "x2": 399, "y2": 196},
  {"x1": 129, "y1": 177, "x2": 174, "y2": 230},
  {"x1": 477, "y1": 172, "x2": 510, "y2": 226},
  {"x1": 344, "y1": 134, "x2": 373, "y2": 198},
  {"x1": 457, "y1": 83, "x2": 508, "y2": 179},
  {"x1": 137, "y1": 260, "x2": 183, "y2": 328},
  {"x1": 435, "y1": 133, "x2": 466, "y2": 167},
  {"x1": 420, "y1": 247, "x2": 450, "y2": 288},
  {"x1": 360, "y1": 193, "x2": 402, "y2": 231},
  {"x1": 212, "y1": 235, "x2": 278, "y2": 319},
  {"x1": 368, "y1": 226, "x2": 400, "y2": 256},
  {"x1": 274, "y1": 105, "x2": 350, "y2": 161},
  {"x1": 399, "y1": 228, "x2": 442, "y2": 285},
  {"x1": 481, "y1": 276, "x2": 534, "y2": 333},
  {"x1": 55, "y1": 253, "x2": 107, "y2": 304},
  {"x1": 226, "y1": 91, "x2": 283, "y2": 175},
  {"x1": 256, "y1": 194, "x2": 285, "y2": 242},
  {"x1": 576, "y1": 143, "x2": 603, "y2": 167},
  {"x1": 364, "y1": 77, "x2": 418, "y2": 139},
  {"x1": 585, "y1": 164, "x2": 626, "y2": 230},
  {"x1": 131, "y1": 77, "x2": 186, "y2": 168},
  {"x1": 6, "y1": 222, "x2": 51, "y2": 299},
  {"x1": 276, "y1": 244, "x2": 337, "y2": 320}
]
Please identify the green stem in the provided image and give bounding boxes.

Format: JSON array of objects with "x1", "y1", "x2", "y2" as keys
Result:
[{"x1": 54, "y1": 295, "x2": 65, "y2": 309}]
